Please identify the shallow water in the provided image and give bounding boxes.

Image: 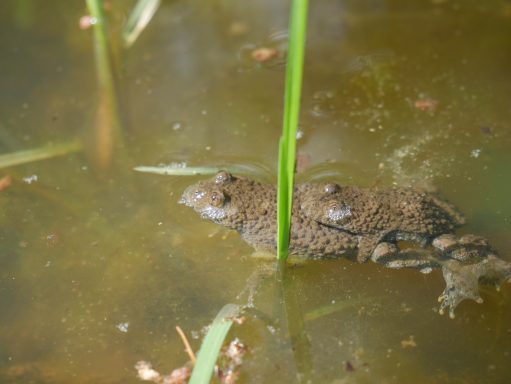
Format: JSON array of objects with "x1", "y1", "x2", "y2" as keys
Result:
[{"x1": 1, "y1": 0, "x2": 511, "y2": 382}]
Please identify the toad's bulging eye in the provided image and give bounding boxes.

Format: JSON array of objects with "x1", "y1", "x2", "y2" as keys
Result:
[
  {"x1": 215, "y1": 171, "x2": 232, "y2": 184},
  {"x1": 327, "y1": 200, "x2": 341, "y2": 213},
  {"x1": 209, "y1": 191, "x2": 226, "y2": 207},
  {"x1": 324, "y1": 183, "x2": 340, "y2": 194},
  {"x1": 326, "y1": 200, "x2": 352, "y2": 222}
]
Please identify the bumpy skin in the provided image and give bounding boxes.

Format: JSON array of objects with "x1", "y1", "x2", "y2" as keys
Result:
[
  {"x1": 180, "y1": 171, "x2": 358, "y2": 259},
  {"x1": 299, "y1": 183, "x2": 465, "y2": 262},
  {"x1": 180, "y1": 172, "x2": 511, "y2": 317}
]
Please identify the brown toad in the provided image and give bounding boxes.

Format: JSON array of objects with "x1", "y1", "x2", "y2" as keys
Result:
[
  {"x1": 180, "y1": 171, "x2": 511, "y2": 317},
  {"x1": 299, "y1": 182, "x2": 466, "y2": 264},
  {"x1": 180, "y1": 171, "x2": 359, "y2": 260}
]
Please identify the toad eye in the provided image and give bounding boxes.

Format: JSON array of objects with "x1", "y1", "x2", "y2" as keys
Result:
[
  {"x1": 327, "y1": 200, "x2": 341, "y2": 214},
  {"x1": 215, "y1": 171, "x2": 232, "y2": 184},
  {"x1": 326, "y1": 200, "x2": 352, "y2": 222},
  {"x1": 324, "y1": 183, "x2": 340, "y2": 194},
  {"x1": 209, "y1": 191, "x2": 226, "y2": 207}
]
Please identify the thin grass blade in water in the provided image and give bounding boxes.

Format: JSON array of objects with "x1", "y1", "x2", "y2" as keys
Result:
[
  {"x1": 134, "y1": 164, "x2": 219, "y2": 176},
  {"x1": 277, "y1": 0, "x2": 309, "y2": 261},
  {"x1": 122, "y1": 0, "x2": 161, "y2": 48},
  {"x1": 189, "y1": 304, "x2": 240, "y2": 384},
  {"x1": 0, "y1": 140, "x2": 82, "y2": 169},
  {"x1": 134, "y1": 163, "x2": 273, "y2": 179},
  {"x1": 304, "y1": 297, "x2": 371, "y2": 321},
  {"x1": 85, "y1": 0, "x2": 122, "y2": 170}
]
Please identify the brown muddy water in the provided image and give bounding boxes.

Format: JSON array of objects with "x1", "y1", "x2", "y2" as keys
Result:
[{"x1": 1, "y1": 0, "x2": 511, "y2": 383}]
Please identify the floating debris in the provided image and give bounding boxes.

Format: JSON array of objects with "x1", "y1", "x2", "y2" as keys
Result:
[
  {"x1": 116, "y1": 322, "x2": 129, "y2": 333},
  {"x1": 79, "y1": 15, "x2": 97, "y2": 30},
  {"x1": 135, "y1": 360, "x2": 191, "y2": 384},
  {"x1": 22, "y1": 174, "x2": 38, "y2": 184},
  {"x1": 216, "y1": 338, "x2": 247, "y2": 384},
  {"x1": 414, "y1": 98, "x2": 438, "y2": 112},
  {"x1": 0, "y1": 175, "x2": 12, "y2": 191},
  {"x1": 470, "y1": 149, "x2": 481, "y2": 158},
  {"x1": 400, "y1": 335, "x2": 417, "y2": 349},
  {"x1": 344, "y1": 360, "x2": 356, "y2": 372},
  {"x1": 251, "y1": 47, "x2": 278, "y2": 62}
]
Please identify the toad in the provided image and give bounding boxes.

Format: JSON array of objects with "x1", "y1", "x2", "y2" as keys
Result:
[{"x1": 180, "y1": 171, "x2": 511, "y2": 317}]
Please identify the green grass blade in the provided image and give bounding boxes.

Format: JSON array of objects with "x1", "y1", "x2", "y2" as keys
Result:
[
  {"x1": 277, "y1": 0, "x2": 309, "y2": 261},
  {"x1": 122, "y1": 0, "x2": 161, "y2": 48},
  {"x1": 85, "y1": 0, "x2": 123, "y2": 169},
  {"x1": 0, "y1": 140, "x2": 82, "y2": 169},
  {"x1": 134, "y1": 165, "x2": 221, "y2": 176},
  {"x1": 189, "y1": 304, "x2": 240, "y2": 384},
  {"x1": 85, "y1": 0, "x2": 116, "y2": 98},
  {"x1": 304, "y1": 297, "x2": 372, "y2": 321}
]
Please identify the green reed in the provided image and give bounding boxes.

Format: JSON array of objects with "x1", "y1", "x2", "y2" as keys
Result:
[
  {"x1": 188, "y1": 1, "x2": 310, "y2": 380},
  {"x1": 277, "y1": 0, "x2": 309, "y2": 261},
  {"x1": 122, "y1": 0, "x2": 161, "y2": 48},
  {"x1": 85, "y1": 0, "x2": 122, "y2": 170},
  {"x1": 0, "y1": 140, "x2": 82, "y2": 169},
  {"x1": 189, "y1": 304, "x2": 240, "y2": 384}
]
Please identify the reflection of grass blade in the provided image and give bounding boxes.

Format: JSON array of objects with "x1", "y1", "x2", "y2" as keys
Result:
[
  {"x1": 85, "y1": 0, "x2": 122, "y2": 170},
  {"x1": 122, "y1": 0, "x2": 161, "y2": 48},
  {"x1": 189, "y1": 304, "x2": 240, "y2": 384},
  {"x1": 13, "y1": 0, "x2": 35, "y2": 30},
  {"x1": 304, "y1": 297, "x2": 371, "y2": 321},
  {"x1": 277, "y1": 0, "x2": 309, "y2": 261},
  {"x1": 0, "y1": 140, "x2": 82, "y2": 169},
  {"x1": 277, "y1": 263, "x2": 313, "y2": 381}
]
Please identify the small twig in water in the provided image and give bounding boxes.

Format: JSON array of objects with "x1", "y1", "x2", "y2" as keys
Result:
[{"x1": 175, "y1": 326, "x2": 196, "y2": 364}]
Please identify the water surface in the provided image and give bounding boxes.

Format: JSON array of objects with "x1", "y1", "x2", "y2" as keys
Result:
[{"x1": 0, "y1": 0, "x2": 510, "y2": 382}]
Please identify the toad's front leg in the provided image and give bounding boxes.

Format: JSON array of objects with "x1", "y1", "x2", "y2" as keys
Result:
[{"x1": 369, "y1": 241, "x2": 440, "y2": 272}]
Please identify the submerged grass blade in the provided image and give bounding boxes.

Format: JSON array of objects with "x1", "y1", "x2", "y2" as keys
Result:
[
  {"x1": 189, "y1": 304, "x2": 240, "y2": 384},
  {"x1": 122, "y1": 0, "x2": 161, "y2": 48},
  {"x1": 304, "y1": 297, "x2": 372, "y2": 321},
  {"x1": 134, "y1": 165, "x2": 220, "y2": 176},
  {"x1": 0, "y1": 140, "x2": 82, "y2": 169},
  {"x1": 134, "y1": 164, "x2": 269, "y2": 178},
  {"x1": 85, "y1": 0, "x2": 122, "y2": 170},
  {"x1": 277, "y1": 0, "x2": 309, "y2": 261}
]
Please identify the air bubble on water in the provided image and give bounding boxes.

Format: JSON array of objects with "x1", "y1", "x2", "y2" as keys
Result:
[
  {"x1": 116, "y1": 322, "x2": 129, "y2": 333},
  {"x1": 23, "y1": 175, "x2": 38, "y2": 184},
  {"x1": 171, "y1": 121, "x2": 183, "y2": 131},
  {"x1": 470, "y1": 149, "x2": 481, "y2": 158}
]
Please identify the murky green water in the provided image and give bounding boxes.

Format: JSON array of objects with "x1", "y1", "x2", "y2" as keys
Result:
[{"x1": 1, "y1": 0, "x2": 510, "y2": 382}]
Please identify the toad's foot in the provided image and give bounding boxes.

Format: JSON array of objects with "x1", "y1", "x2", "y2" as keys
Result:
[
  {"x1": 438, "y1": 255, "x2": 511, "y2": 319},
  {"x1": 370, "y1": 242, "x2": 439, "y2": 273}
]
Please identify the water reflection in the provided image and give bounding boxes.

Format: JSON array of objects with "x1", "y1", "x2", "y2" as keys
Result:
[{"x1": 0, "y1": 0, "x2": 510, "y2": 383}]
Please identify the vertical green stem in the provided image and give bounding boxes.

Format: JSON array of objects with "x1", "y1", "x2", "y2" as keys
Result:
[
  {"x1": 189, "y1": 304, "x2": 240, "y2": 384},
  {"x1": 85, "y1": 0, "x2": 122, "y2": 169},
  {"x1": 277, "y1": 0, "x2": 309, "y2": 261}
]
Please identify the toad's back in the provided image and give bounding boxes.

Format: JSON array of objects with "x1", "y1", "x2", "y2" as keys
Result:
[{"x1": 298, "y1": 183, "x2": 465, "y2": 238}]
